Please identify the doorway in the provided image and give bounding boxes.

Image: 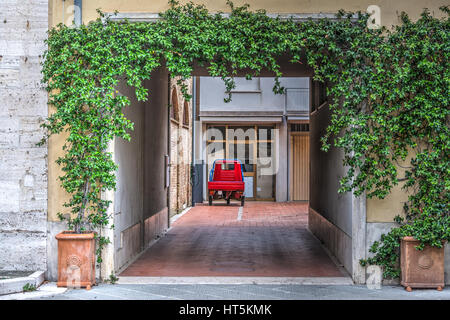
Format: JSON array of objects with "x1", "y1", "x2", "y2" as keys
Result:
[{"x1": 289, "y1": 123, "x2": 310, "y2": 201}]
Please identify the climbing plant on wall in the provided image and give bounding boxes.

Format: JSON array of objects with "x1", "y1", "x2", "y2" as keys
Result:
[{"x1": 40, "y1": 0, "x2": 449, "y2": 273}]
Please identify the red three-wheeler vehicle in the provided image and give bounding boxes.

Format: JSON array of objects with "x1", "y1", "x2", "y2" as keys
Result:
[{"x1": 208, "y1": 159, "x2": 245, "y2": 206}]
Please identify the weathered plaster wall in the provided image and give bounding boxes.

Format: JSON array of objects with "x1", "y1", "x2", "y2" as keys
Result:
[
  {"x1": 96, "y1": 70, "x2": 171, "y2": 277},
  {"x1": 143, "y1": 68, "x2": 169, "y2": 221},
  {"x1": 309, "y1": 103, "x2": 354, "y2": 275},
  {"x1": 310, "y1": 104, "x2": 352, "y2": 237},
  {"x1": 0, "y1": 0, "x2": 48, "y2": 271},
  {"x1": 367, "y1": 187, "x2": 408, "y2": 222},
  {"x1": 109, "y1": 71, "x2": 171, "y2": 274},
  {"x1": 113, "y1": 81, "x2": 145, "y2": 271}
]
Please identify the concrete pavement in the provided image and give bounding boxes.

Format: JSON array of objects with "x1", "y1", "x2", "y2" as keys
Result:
[
  {"x1": 15, "y1": 282, "x2": 450, "y2": 300},
  {"x1": 4, "y1": 202, "x2": 447, "y2": 301}
]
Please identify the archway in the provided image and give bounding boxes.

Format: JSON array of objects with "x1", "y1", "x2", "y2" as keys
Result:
[{"x1": 42, "y1": 2, "x2": 447, "y2": 284}]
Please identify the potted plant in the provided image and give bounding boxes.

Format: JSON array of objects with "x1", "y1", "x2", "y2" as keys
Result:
[
  {"x1": 361, "y1": 209, "x2": 448, "y2": 291},
  {"x1": 51, "y1": 167, "x2": 114, "y2": 289},
  {"x1": 39, "y1": 129, "x2": 116, "y2": 289},
  {"x1": 400, "y1": 236, "x2": 445, "y2": 291},
  {"x1": 46, "y1": 144, "x2": 115, "y2": 289},
  {"x1": 39, "y1": 28, "x2": 123, "y2": 287},
  {"x1": 398, "y1": 203, "x2": 447, "y2": 291},
  {"x1": 55, "y1": 231, "x2": 96, "y2": 289}
]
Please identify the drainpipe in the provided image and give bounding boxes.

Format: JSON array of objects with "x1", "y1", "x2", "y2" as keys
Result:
[
  {"x1": 284, "y1": 92, "x2": 290, "y2": 201},
  {"x1": 74, "y1": 0, "x2": 82, "y2": 26},
  {"x1": 167, "y1": 72, "x2": 171, "y2": 228},
  {"x1": 286, "y1": 116, "x2": 290, "y2": 201},
  {"x1": 191, "y1": 77, "x2": 196, "y2": 207}
]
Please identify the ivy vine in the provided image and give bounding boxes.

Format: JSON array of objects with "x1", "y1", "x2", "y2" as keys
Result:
[{"x1": 40, "y1": 1, "x2": 449, "y2": 275}]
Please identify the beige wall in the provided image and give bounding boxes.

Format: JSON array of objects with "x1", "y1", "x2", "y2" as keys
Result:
[
  {"x1": 367, "y1": 184, "x2": 409, "y2": 222},
  {"x1": 47, "y1": 0, "x2": 447, "y2": 222},
  {"x1": 366, "y1": 148, "x2": 415, "y2": 222},
  {"x1": 49, "y1": 0, "x2": 449, "y2": 27}
]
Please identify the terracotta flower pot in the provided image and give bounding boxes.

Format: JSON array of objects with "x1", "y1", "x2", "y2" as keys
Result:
[
  {"x1": 55, "y1": 231, "x2": 96, "y2": 290},
  {"x1": 400, "y1": 236, "x2": 445, "y2": 292}
]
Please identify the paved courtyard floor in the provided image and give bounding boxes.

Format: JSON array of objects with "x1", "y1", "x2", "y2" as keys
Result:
[{"x1": 120, "y1": 202, "x2": 347, "y2": 277}]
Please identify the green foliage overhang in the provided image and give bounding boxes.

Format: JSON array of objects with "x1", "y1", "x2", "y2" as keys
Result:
[{"x1": 40, "y1": 1, "x2": 449, "y2": 273}]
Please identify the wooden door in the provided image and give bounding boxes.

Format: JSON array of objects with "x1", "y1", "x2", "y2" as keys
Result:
[{"x1": 290, "y1": 133, "x2": 310, "y2": 201}]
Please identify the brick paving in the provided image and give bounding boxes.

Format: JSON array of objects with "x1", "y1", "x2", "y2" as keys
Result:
[{"x1": 120, "y1": 202, "x2": 346, "y2": 277}]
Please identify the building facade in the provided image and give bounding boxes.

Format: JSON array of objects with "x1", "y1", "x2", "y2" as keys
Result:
[{"x1": 0, "y1": 0, "x2": 448, "y2": 284}]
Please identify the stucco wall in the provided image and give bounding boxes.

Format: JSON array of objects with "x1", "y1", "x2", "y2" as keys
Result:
[
  {"x1": 0, "y1": 0, "x2": 48, "y2": 271},
  {"x1": 309, "y1": 102, "x2": 354, "y2": 274},
  {"x1": 143, "y1": 69, "x2": 169, "y2": 220},
  {"x1": 101, "y1": 70, "x2": 171, "y2": 276},
  {"x1": 366, "y1": 151, "x2": 413, "y2": 222},
  {"x1": 99, "y1": 70, "x2": 170, "y2": 277},
  {"x1": 310, "y1": 104, "x2": 352, "y2": 237},
  {"x1": 50, "y1": 0, "x2": 450, "y2": 28},
  {"x1": 113, "y1": 80, "x2": 145, "y2": 271}
]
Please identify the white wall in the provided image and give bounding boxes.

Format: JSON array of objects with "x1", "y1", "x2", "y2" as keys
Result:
[
  {"x1": 111, "y1": 69, "x2": 170, "y2": 273},
  {"x1": 199, "y1": 77, "x2": 309, "y2": 112},
  {"x1": 309, "y1": 102, "x2": 354, "y2": 274},
  {"x1": 113, "y1": 81, "x2": 145, "y2": 271}
]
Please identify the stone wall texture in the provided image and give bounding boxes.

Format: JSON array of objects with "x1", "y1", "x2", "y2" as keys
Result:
[{"x1": 0, "y1": 0, "x2": 48, "y2": 271}]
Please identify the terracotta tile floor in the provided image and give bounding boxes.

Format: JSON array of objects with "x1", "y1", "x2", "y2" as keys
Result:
[{"x1": 120, "y1": 202, "x2": 346, "y2": 277}]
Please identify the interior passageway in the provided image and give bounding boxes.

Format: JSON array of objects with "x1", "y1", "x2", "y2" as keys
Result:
[{"x1": 120, "y1": 202, "x2": 347, "y2": 277}]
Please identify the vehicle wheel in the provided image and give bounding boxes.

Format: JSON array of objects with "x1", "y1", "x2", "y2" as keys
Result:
[
  {"x1": 209, "y1": 195, "x2": 213, "y2": 206},
  {"x1": 226, "y1": 198, "x2": 230, "y2": 205},
  {"x1": 241, "y1": 196, "x2": 245, "y2": 207}
]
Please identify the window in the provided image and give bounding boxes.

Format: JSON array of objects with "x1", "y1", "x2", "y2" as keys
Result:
[
  {"x1": 183, "y1": 100, "x2": 189, "y2": 126},
  {"x1": 221, "y1": 163, "x2": 235, "y2": 170},
  {"x1": 291, "y1": 123, "x2": 309, "y2": 132},
  {"x1": 170, "y1": 88, "x2": 179, "y2": 121}
]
